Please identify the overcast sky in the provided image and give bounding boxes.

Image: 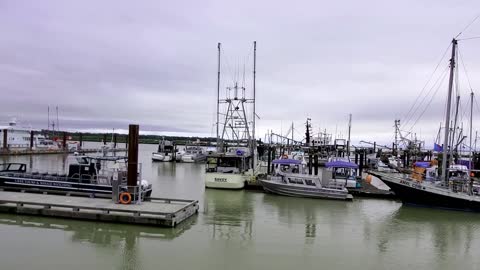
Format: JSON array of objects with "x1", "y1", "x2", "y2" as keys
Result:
[{"x1": 1, "y1": 0, "x2": 480, "y2": 146}]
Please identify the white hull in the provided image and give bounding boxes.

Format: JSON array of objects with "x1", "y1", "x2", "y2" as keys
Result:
[
  {"x1": 151, "y1": 153, "x2": 164, "y2": 161},
  {"x1": 182, "y1": 154, "x2": 206, "y2": 163},
  {"x1": 205, "y1": 172, "x2": 246, "y2": 189}
]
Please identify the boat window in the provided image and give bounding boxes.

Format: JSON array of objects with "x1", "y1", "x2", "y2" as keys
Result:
[{"x1": 304, "y1": 179, "x2": 316, "y2": 186}]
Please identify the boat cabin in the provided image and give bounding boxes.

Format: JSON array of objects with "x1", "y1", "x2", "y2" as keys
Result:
[
  {"x1": 324, "y1": 160, "x2": 359, "y2": 188},
  {"x1": 206, "y1": 148, "x2": 252, "y2": 174}
]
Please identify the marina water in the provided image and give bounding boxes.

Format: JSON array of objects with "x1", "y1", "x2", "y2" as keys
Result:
[{"x1": 1, "y1": 143, "x2": 480, "y2": 270}]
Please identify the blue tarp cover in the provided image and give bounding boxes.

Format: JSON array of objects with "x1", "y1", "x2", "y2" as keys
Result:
[
  {"x1": 325, "y1": 161, "x2": 358, "y2": 169},
  {"x1": 414, "y1": 161, "x2": 431, "y2": 168}
]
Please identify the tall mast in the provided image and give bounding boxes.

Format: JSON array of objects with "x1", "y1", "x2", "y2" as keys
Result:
[
  {"x1": 216, "y1": 42, "x2": 221, "y2": 152},
  {"x1": 47, "y1": 106, "x2": 50, "y2": 131},
  {"x1": 469, "y1": 92, "x2": 474, "y2": 177},
  {"x1": 451, "y1": 95, "x2": 460, "y2": 154},
  {"x1": 252, "y1": 41, "x2": 257, "y2": 167},
  {"x1": 347, "y1": 114, "x2": 352, "y2": 156},
  {"x1": 441, "y1": 39, "x2": 457, "y2": 184},
  {"x1": 56, "y1": 106, "x2": 59, "y2": 131}
]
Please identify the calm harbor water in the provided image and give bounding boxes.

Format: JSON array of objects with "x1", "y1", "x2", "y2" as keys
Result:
[{"x1": 1, "y1": 143, "x2": 480, "y2": 270}]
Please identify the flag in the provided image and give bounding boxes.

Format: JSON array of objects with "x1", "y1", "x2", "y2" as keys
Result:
[{"x1": 434, "y1": 143, "x2": 443, "y2": 152}]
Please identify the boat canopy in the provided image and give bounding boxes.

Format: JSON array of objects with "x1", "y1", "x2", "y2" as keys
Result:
[
  {"x1": 414, "y1": 161, "x2": 431, "y2": 168},
  {"x1": 325, "y1": 160, "x2": 358, "y2": 169},
  {"x1": 272, "y1": 159, "x2": 302, "y2": 165}
]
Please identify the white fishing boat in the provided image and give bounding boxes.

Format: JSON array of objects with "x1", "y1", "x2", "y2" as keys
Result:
[
  {"x1": 205, "y1": 147, "x2": 254, "y2": 189},
  {"x1": 204, "y1": 42, "x2": 258, "y2": 189}
]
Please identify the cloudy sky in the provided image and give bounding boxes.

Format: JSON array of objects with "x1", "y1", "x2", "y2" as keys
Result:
[{"x1": 1, "y1": 0, "x2": 480, "y2": 146}]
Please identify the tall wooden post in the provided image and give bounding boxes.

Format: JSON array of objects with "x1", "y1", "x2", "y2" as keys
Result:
[
  {"x1": 127, "y1": 125, "x2": 139, "y2": 188},
  {"x1": 3, "y1": 129, "x2": 7, "y2": 151},
  {"x1": 30, "y1": 130, "x2": 35, "y2": 150},
  {"x1": 79, "y1": 133, "x2": 83, "y2": 149},
  {"x1": 103, "y1": 133, "x2": 107, "y2": 145},
  {"x1": 62, "y1": 132, "x2": 67, "y2": 150}
]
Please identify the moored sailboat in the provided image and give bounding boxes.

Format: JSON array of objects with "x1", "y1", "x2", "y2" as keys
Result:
[{"x1": 370, "y1": 38, "x2": 480, "y2": 211}]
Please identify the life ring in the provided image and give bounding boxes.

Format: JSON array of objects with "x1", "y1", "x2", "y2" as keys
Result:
[{"x1": 119, "y1": 192, "x2": 132, "y2": 204}]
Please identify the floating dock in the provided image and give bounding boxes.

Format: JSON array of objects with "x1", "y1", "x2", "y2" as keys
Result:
[{"x1": 0, "y1": 191, "x2": 199, "y2": 227}]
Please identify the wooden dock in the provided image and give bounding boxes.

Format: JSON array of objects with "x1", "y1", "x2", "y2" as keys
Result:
[{"x1": 0, "y1": 191, "x2": 199, "y2": 227}]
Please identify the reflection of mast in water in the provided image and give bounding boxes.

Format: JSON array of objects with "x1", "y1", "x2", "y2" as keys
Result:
[{"x1": 204, "y1": 189, "x2": 254, "y2": 241}]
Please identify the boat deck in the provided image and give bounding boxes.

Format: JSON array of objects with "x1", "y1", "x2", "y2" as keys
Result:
[{"x1": 0, "y1": 191, "x2": 199, "y2": 227}]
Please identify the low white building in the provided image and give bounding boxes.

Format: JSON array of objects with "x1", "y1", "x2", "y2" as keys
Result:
[{"x1": 0, "y1": 118, "x2": 32, "y2": 149}]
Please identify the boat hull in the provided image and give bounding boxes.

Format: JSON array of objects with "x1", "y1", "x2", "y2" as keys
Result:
[
  {"x1": 151, "y1": 153, "x2": 164, "y2": 161},
  {"x1": 0, "y1": 175, "x2": 153, "y2": 198},
  {"x1": 205, "y1": 172, "x2": 245, "y2": 189},
  {"x1": 370, "y1": 171, "x2": 480, "y2": 212},
  {"x1": 259, "y1": 179, "x2": 352, "y2": 200}
]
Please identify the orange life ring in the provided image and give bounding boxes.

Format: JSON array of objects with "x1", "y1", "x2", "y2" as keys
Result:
[{"x1": 119, "y1": 192, "x2": 132, "y2": 204}]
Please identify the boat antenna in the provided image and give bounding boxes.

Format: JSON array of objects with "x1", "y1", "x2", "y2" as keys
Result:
[
  {"x1": 56, "y1": 106, "x2": 59, "y2": 131},
  {"x1": 441, "y1": 38, "x2": 457, "y2": 184},
  {"x1": 47, "y1": 106, "x2": 50, "y2": 132},
  {"x1": 216, "y1": 42, "x2": 221, "y2": 152},
  {"x1": 347, "y1": 114, "x2": 352, "y2": 156}
]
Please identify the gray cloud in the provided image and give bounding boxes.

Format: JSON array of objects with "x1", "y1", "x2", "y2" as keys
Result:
[{"x1": 1, "y1": 0, "x2": 480, "y2": 145}]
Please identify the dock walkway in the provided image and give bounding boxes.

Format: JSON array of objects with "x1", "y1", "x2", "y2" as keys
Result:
[{"x1": 0, "y1": 191, "x2": 199, "y2": 227}]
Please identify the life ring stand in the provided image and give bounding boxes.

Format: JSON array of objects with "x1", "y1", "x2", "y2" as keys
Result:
[{"x1": 119, "y1": 192, "x2": 132, "y2": 204}]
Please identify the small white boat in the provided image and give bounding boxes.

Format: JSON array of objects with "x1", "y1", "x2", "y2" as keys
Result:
[
  {"x1": 152, "y1": 138, "x2": 175, "y2": 162},
  {"x1": 181, "y1": 146, "x2": 206, "y2": 163}
]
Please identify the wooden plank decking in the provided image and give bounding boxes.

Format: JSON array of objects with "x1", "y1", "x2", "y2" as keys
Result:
[{"x1": 0, "y1": 191, "x2": 199, "y2": 227}]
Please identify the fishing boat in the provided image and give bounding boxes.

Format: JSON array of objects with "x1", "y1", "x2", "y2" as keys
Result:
[
  {"x1": 181, "y1": 146, "x2": 206, "y2": 163},
  {"x1": 152, "y1": 138, "x2": 175, "y2": 162},
  {"x1": 0, "y1": 155, "x2": 153, "y2": 198},
  {"x1": 205, "y1": 147, "x2": 254, "y2": 189},
  {"x1": 259, "y1": 159, "x2": 353, "y2": 200},
  {"x1": 370, "y1": 38, "x2": 480, "y2": 212},
  {"x1": 204, "y1": 42, "x2": 258, "y2": 189}
]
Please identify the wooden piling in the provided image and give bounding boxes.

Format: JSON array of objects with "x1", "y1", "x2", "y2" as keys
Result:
[
  {"x1": 308, "y1": 153, "x2": 313, "y2": 175},
  {"x1": 29, "y1": 131, "x2": 34, "y2": 150},
  {"x1": 3, "y1": 129, "x2": 8, "y2": 151},
  {"x1": 79, "y1": 133, "x2": 83, "y2": 149},
  {"x1": 62, "y1": 132, "x2": 67, "y2": 150},
  {"x1": 313, "y1": 154, "x2": 319, "y2": 175},
  {"x1": 103, "y1": 133, "x2": 107, "y2": 145},
  {"x1": 359, "y1": 151, "x2": 364, "y2": 176},
  {"x1": 127, "y1": 125, "x2": 139, "y2": 187},
  {"x1": 267, "y1": 146, "x2": 271, "y2": 174}
]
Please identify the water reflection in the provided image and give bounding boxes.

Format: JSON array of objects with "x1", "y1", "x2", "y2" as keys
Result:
[
  {"x1": 0, "y1": 213, "x2": 196, "y2": 269},
  {"x1": 388, "y1": 207, "x2": 480, "y2": 255},
  {"x1": 203, "y1": 189, "x2": 254, "y2": 241}
]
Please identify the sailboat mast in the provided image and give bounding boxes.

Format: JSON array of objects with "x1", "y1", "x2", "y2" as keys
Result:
[
  {"x1": 441, "y1": 39, "x2": 457, "y2": 183},
  {"x1": 469, "y1": 92, "x2": 474, "y2": 175},
  {"x1": 347, "y1": 114, "x2": 352, "y2": 156},
  {"x1": 252, "y1": 41, "x2": 257, "y2": 169},
  {"x1": 216, "y1": 42, "x2": 221, "y2": 152}
]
